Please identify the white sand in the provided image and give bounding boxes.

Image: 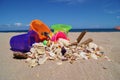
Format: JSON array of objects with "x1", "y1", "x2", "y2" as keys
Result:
[{"x1": 0, "y1": 32, "x2": 120, "y2": 80}]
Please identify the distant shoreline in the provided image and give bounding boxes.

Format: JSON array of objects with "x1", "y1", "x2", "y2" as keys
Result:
[{"x1": 0, "y1": 28, "x2": 120, "y2": 32}]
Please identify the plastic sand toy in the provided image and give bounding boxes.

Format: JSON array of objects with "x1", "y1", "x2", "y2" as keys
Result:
[
  {"x1": 30, "y1": 19, "x2": 52, "y2": 41},
  {"x1": 51, "y1": 31, "x2": 69, "y2": 42},
  {"x1": 51, "y1": 24, "x2": 72, "y2": 33},
  {"x1": 10, "y1": 30, "x2": 39, "y2": 52}
]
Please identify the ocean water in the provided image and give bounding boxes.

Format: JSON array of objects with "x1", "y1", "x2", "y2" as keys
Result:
[
  {"x1": 0, "y1": 28, "x2": 120, "y2": 32},
  {"x1": 69, "y1": 28, "x2": 120, "y2": 32},
  {"x1": 0, "y1": 26, "x2": 120, "y2": 32}
]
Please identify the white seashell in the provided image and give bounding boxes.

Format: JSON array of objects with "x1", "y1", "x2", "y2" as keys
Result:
[
  {"x1": 38, "y1": 42, "x2": 44, "y2": 46},
  {"x1": 91, "y1": 54, "x2": 98, "y2": 60},
  {"x1": 26, "y1": 52, "x2": 31, "y2": 55},
  {"x1": 58, "y1": 41, "x2": 64, "y2": 47},
  {"x1": 49, "y1": 42, "x2": 54, "y2": 50},
  {"x1": 38, "y1": 55, "x2": 48, "y2": 64},
  {"x1": 27, "y1": 59, "x2": 38, "y2": 67},
  {"x1": 26, "y1": 58, "x2": 37, "y2": 67},
  {"x1": 26, "y1": 58, "x2": 32, "y2": 62},
  {"x1": 79, "y1": 52, "x2": 88, "y2": 60},
  {"x1": 73, "y1": 53, "x2": 81, "y2": 60},
  {"x1": 27, "y1": 53, "x2": 35, "y2": 58},
  {"x1": 36, "y1": 48, "x2": 45, "y2": 55},
  {"x1": 95, "y1": 51, "x2": 103, "y2": 57},
  {"x1": 86, "y1": 46, "x2": 94, "y2": 53},
  {"x1": 89, "y1": 42, "x2": 98, "y2": 50},
  {"x1": 49, "y1": 51, "x2": 55, "y2": 57},
  {"x1": 54, "y1": 48, "x2": 61, "y2": 55},
  {"x1": 58, "y1": 38, "x2": 70, "y2": 46},
  {"x1": 30, "y1": 47, "x2": 36, "y2": 53},
  {"x1": 32, "y1": 43, "x2": 39, "y2": 47},
  {"x1": 34, "y1": 53, "x2": 39, "y2": 58}
]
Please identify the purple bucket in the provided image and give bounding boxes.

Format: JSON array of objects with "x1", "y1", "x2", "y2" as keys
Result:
[{"x1": 10, "y1": 30, "x2": 40, "y2": 52}]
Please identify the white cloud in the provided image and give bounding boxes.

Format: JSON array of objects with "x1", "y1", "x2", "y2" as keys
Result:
[{"x1": 14, "y1": 22, "x2": 22, "y2": 26}]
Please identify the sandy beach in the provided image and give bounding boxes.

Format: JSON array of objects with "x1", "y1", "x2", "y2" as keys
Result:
[{"x1": 0, "y1": 32, "x2": 120, "y2": 80}]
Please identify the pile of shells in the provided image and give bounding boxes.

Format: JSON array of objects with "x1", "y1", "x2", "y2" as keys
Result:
[{"x1": 25, "y1": 38, "x2": 110, "y2": 67}]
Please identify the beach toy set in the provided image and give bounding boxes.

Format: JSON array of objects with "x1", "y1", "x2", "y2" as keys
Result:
[
  {"x1": 10, "y1": 19, "x2": 110, "y2": 67},
  {"x1": 10, "y1": 20, "x2": 71, "y2": 53}
]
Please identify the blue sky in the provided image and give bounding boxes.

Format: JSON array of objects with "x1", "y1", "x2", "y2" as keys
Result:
[{"x1": 0, "y1": 0, "x2": 120, "y2": 29}]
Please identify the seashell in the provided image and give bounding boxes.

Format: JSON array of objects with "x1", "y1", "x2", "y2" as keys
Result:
[
  {"x1": 57, "y1": 55, "x2": 63, "y2": 60},
  {"x1": 58, "y1": 41, "x2": 64, "y2": 47},
  {"x1": 95, "y1": 51, "x2": 103, "y2": 57},
  {"x1": 30, "y1": 47, "x2": 36, "y2": 53},
  {"x1": 64, "y1": 53, "x2": 72, "y2": 59},
  {"x1": 61, "y1": 56, "x2": 68, "y2": 61},
  {"x1": 90, "y1": 54, "x2": 98, "y2": 60},
  {"x1": 79, "y1": 52, "x2": 88, "y2": 60},
  {"x1": 30, "y1": 61, "x2": 38, "y2": 67},
  {"x1": 45, "y1": 47, "x2": 50, "y2": 51},
  {"x1": 27, "y1": 59, "x2": 38, "y2": 67},
  {"x1": 48, "y1": 56, "x2": 55, "y2": 60},
  {"x1": 25, "y1": 58, "x2": 32, "y2": 63},
  {"x1": 36, "y1": 47, "x2": 45, "y2": 55},
  {"x1": 88, "y1": 42, "x2": 98, "y2": 50},
  {"x1": 26, "y1": 52, "x2": 32, "y2": 55},
  {"x1": 28, "y1": 53, "x2": 35, "y2": 59},
  {"x1": 86, "y1": 47, "x2": 94, "y2": 53},
  {"x1": 70, "y1": 45, "x2": 77, "y2": 49},
  {"x1": 32, "y1": 43, "x2": 39, "y2": 47},
  {"x1": 48, "y1": 51, "x2": 55, "y2": 57},
  {"x1": 73, "y1": 53, "x2": 81, "y2": 59},
  {"x1": 80, "y1": 44, "x2": 87, "y2": 48},
  {"x1": 49, "y1": 42, "x2": 54, "y2": 50},
  {"x1": 66, "y1": 49, "x2": 72, "y2": 55},
  {"x1": 38, "y1": 43, "x2": 45, "y2": 47},
  {"x1": 76, "y1": 46, "x2": 82, "y2": 50},
  {"x1": 58, "y1": 38, "x2": 70, "y2": 46},
  {"x1": 70, "y1": 55, "x2": 77, "y2": 60},
  {"x1": 54, "y1": 48, "x2": 61, "y2": 55},
  {"x1": 38, "y1": 55, "x2": 48, "y2": 64}
]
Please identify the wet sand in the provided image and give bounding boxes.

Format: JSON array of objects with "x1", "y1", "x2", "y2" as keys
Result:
[{"x1": 0, "y1": 32, "x2": 120, "y2": 80}]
